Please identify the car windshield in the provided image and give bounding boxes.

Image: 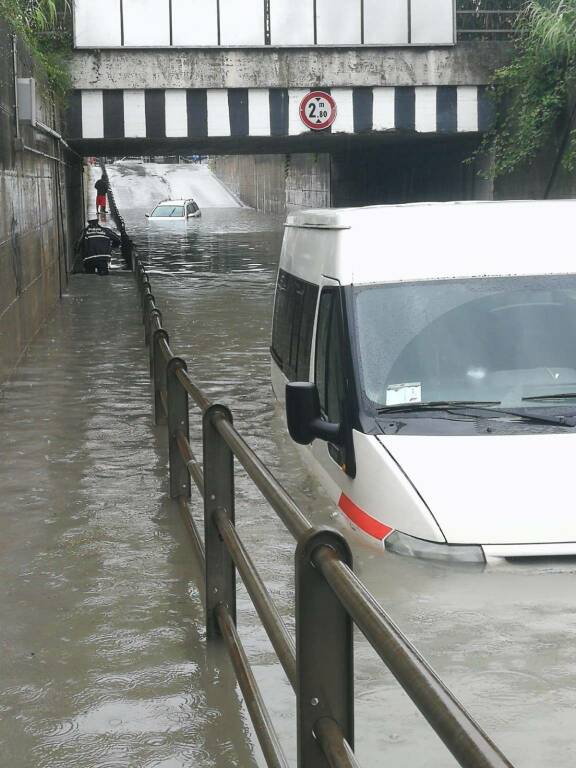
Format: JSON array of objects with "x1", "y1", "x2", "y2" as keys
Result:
[
  {"x1": 353, "y1": 275, "x2": 576, "y2": 411},
  {"x1": 151, "y1": 205, "x2": 184, "y2": 217}
]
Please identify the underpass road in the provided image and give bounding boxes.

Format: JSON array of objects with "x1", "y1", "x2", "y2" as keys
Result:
[{"x1": 0, "y1": 274, "x2": 258, "y2": 768}]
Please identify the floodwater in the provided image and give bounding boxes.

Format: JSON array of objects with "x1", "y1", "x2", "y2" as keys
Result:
[{"x1": 2, "y1": 187, "x2": 576, "y2": 768}]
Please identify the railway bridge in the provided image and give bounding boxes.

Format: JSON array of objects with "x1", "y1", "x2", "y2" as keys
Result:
[
  {"x1": 65, "y1": 1, "x2": 515, "y2": 204},
  {"x1": 2, "y1": 5, "x2": 568, "y2": 766}
]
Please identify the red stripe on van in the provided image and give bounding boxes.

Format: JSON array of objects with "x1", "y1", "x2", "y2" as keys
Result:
[{"x1": 338, "y1": 494, "x2": 393, "y2": 540}]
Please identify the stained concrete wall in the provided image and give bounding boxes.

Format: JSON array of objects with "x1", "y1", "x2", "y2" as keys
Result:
[
  {"x1": 209, "y1": 153, "x2": 330, "y2": 215},
  {"x1": 0, "y1": 24, "x2": 84, "y2": 385},
  {"x1": 209, "y1": 136, "x2": 492, "y2": 214},
  {"x1": 209, "y1": 125, "x2": 575, "y2": 216},
  {"x1": 493, "y1": 146, "x2": 576, "y2": 200},
  {"x1": 68, "y1": 43, "x2": 510, "y2": 91}
]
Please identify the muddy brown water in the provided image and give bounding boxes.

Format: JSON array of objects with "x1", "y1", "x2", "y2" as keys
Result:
[{"x1": 1, "y1": 205, "x2": 575, "y2": 767}]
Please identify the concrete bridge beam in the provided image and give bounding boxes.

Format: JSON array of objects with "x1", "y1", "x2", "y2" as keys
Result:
[{"x1": 68, "y1": 43, "x2": 509, "y2": 91}]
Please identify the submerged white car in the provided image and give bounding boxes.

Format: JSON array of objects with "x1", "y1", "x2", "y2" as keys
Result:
[
  {"x1": 146, "y1": 198, "x2": 201, "y2": 220},
  {"x1": 271, "y1": 200, "x2": 576, "y2": 564}
]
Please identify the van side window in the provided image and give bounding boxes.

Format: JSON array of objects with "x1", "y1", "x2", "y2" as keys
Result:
[
  {"x1": 272, "y1": 271, "x2": 291, "y2": 371},
  {"x1": 271, "y1": 270, "x2": 318, "y2": 381},
  {"x1": 297, "y1": 282, "x2": 317, "y2": 380},
  {"x1": 315, "y1": 289, "x2": 344, "y2": 423}
]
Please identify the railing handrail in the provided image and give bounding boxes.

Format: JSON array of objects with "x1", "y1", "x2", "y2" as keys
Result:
[
  {"x1": 134, "y1": 254, "x2": 517, "y2": 768},
  {"x1": 314, "y1": 547, "x2": 514, "y2": 768},
  {"x1": 213, "y1": 411, "x2": 312, "y2": 541},
  {"x1": 106, "y1": 163, "x2": 516, "y2": 768}
]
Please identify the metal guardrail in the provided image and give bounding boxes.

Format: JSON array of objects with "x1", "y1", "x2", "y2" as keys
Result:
[
  {"x1": 130, "y1": 254, "x2": 517, "y2": 768},
  {"x1": 456, "y1": 4, "x2": 521, "y2": 39},
  {"x1": 99, "y1": 163, "x2": 134, "y2": 270},
  {"x1": 102, "y1": 161, "x2": 516, "y2": 766}
]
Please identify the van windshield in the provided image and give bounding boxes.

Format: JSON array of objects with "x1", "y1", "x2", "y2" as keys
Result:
[{"x1": 353, "y1": 275, "x2": 576, "y2": 411}]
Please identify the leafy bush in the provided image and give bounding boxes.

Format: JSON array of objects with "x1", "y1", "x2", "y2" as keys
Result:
[
  {"x1": 0, "y1": 0, "x2": 71, "y2": 99},
  {"x1": 480, "y1": 0, "x2": 576, "y2": 176}
]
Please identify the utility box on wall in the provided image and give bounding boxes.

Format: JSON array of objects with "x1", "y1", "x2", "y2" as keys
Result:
[{"x1": 17, "y1": 78, "x2": 37, "y2": 124}]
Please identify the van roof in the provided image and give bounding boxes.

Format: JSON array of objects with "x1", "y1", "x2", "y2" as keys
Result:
[{"x1": 283, "y1": 200, "x2": 576, "y2": 285}]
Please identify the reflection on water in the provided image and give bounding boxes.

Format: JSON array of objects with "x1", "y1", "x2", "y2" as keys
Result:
[
  {"x1": 1, "y1": 205, "x2": 575, "y2": 767},
  {"x1": 138, "y1": 208, "x2": 282, "y2": 277}
]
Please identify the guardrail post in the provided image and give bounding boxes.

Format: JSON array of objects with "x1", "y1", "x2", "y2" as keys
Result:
[
  {"x1": 141, "y1": 279, "x2": 152, "y2": 310},
  {"x1": 136, "y1": 261, "x2": 145, "y2": 291},
  {"x1": 143, "y1": 296, "x2": 153, "y2": 345},
  {"x1": 143, "y1": 292, "x2": 155, "y2": 326},
  {"x1": 203, "y1": 404, "x2": 236, "y2": 641},
  {"x1": 152, "y1": 328, "x2": 169, "y2": 425},
  {"x1": 167, "y1": 357, "x2": 191, "y2": 500},
  {"x1": 121, "y1": 231, "x2": 133, "y2": 271},
  {"x1": 149, "y1": 324, "x2": 156, "y2": 380},
  {"x1": 296, "y1": 528, "x2": 354, "y2": 768},
  {"x1": 146, "y1": 307, "x2": 162, "y2": 350}
]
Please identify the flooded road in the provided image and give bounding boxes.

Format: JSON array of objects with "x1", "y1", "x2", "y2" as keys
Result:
[
  {"x1": 125, "y1": 202, "x2": 576, "y2": 767},
  {"x1": 1, "y1": 189, "x2": 576, "y2": 767}
]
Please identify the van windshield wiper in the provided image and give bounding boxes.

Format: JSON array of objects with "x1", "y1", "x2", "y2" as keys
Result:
[
  {"x1": 377, "y1": 400, "x2": 570, "y2": 426},
  {"x1": 378, "y1": 400, "x2": 499, "y2": 413},
  {"x1": 522, "y1": 393, "x2": 576, "y2": 401}
]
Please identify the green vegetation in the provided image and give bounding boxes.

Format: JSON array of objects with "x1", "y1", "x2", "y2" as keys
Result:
[
  {"x1": 0, "y1": 0, "x2": 71, "y2": 99},
  {"x1": 479, "y1": 0, "x2": 576, "y2": 177}
]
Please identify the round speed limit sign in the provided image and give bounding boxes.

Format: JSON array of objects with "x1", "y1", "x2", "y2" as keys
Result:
[{"x1": 299, "y1": 91, "x2": 337, "y2": 131}]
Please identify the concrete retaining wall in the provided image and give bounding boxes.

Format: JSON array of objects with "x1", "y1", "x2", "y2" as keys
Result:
[
  {"x1": 209, "y1": 128, "x2": 575, "y2": 217},
  {"x1": 0, "y1": 24, "x2": 84, "y2": 385},
  {"x1": 210, "y1": 153, "x2": 330, "y2": 215},
  {"x1": 494, "y1": 148, "x2": 576, "y2": 201},
  {"x1": 209, "y1": 137, "x2": 491, "y2": 214},
  {"x1": 331, "y1": 136, "x2": 493, "y2": 206}
]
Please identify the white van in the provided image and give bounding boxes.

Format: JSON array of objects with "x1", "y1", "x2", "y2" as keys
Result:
[{"x1": 271, "y1": 200, "x2": 576, "y2": 563}]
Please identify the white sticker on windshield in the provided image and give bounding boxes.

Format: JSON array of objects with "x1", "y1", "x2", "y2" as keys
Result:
[{"x1": 386, "y1": 383, "x2": 422, "y2": 405}]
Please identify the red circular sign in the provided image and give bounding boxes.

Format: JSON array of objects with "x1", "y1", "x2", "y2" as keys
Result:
[{"x1": 299, "y1": 91, "x2": 337, "y2": 131}]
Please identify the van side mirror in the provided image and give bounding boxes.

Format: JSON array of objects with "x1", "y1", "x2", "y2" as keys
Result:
[
  {"x1": 286, "y1": 382, "x2": 342, "y2": 446},
  {"x1": 145, "y1": 214, "x2": 150, "y2": 218}
]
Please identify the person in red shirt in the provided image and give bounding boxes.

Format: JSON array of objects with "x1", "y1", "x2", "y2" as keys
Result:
[{"x1": 95, "y1": 176, "x2": 109, "y2": 213}]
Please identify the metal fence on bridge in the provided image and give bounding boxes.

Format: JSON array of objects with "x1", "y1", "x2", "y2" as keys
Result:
[
  {"x1": 104, "y1": 173, "x2": 516, "y2": 768},
  {"x1": 74, "y1": 0, "x2": 456, "y2": 47},
  {"x1": 73, "y1": 0, "x2": 522, "y2": 48},
  {"x1": 456, "y1": 1, "x2": 522, "y2": 39}
]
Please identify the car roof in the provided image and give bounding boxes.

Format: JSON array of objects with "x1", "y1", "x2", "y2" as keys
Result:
[
  {"x1": 154, "y1": 199, "x2": 194, "y2": 206},
  {"x1": 282, "y1": 199, "x2": 576, "y2": 285}
]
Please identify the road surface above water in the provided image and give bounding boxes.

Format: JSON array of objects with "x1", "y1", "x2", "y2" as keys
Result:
[{"x1": 1, "y1": 190, "x2": 576, "y2": 767}]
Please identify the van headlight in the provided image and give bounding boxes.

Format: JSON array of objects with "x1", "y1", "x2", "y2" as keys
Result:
[{"x1": 385, "y1": 531, "x2": 485, "y2": 564}]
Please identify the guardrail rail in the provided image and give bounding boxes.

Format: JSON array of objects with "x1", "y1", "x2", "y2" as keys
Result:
[
  {"x1": 105, "y1": 169, "x2": 517, "y2": 768},
  {"x1": 99, "y1": 162, "x2": 134, "y2": 271}
]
